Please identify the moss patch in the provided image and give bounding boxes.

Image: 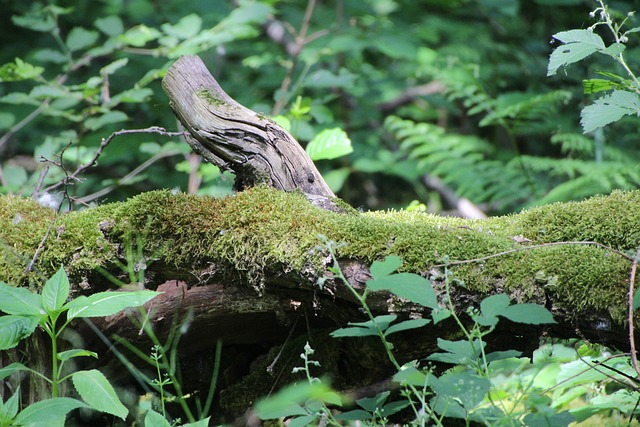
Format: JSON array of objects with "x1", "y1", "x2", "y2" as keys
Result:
[{"x1": 0, "y1": 187, "x2": 637, "y2": 323}]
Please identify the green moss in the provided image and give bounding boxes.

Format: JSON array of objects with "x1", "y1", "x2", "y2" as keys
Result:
[
  {"x1": 196, "y1": 88, "x2": 227, "y2": 107},
  {"x1": 0, "y1": 187, "x2": 637, "y2": 323}
]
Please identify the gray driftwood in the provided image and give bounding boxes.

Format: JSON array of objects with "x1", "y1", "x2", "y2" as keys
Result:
[{"x1": 162, "y1": 55, "x2": 334, "y2": 198}]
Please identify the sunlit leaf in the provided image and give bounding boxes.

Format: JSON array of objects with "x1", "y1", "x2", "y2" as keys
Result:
[
  {"x1": 306, "y1": 128, "x2": 353, "y2": 161},
  {"x1": 72, "y1": 370, "x2": 128, "y2": 419}
]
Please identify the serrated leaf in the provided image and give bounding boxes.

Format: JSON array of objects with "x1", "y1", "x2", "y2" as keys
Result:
[
  {"x1": 306, "y1": 128, "x2": 353, "y2": 160},
  {"x1": 580, "y1": 90, "x2": 640, "y2": 133},
  {"x1": 367, "y1": 273, "x2": 438, "y2": 309},
  {"x1": 0, "y1": 316, "x2": 39, "y2": 350},
  {"x1": 548, "y1": 30, "x2": 604, "y2": 76},
  {"x1": 58, "y1": 349, "x2": 98, "y2": 362},
  {"x1": 144, "y1": 409, "x2": 171, "y2": 427},
  {"x1": 370, "y1": 256, "x2": 403, "y2": 279},
  {"x1": 66, "y1": 27, "x2": 99, "y2": 52},
  {"x1": 502, "y1": 304, "x2": 556, "y2": 324},
  {"x1": 65, "y1": 290, "x2": 161, "y2": 319},
  {"x1": 385, "y1": 318, "x2": 430, "y2": 336},
  {"x1": 14, "y1": 398, "x2": 87, "y2": 427},
  {"x1": 0, "y1": 281, "x2": 43, "y2": 316},
  {"x1": 42, "y1": 267, "x2": 70, "y2": 313},
  {"x1": 600, "y1": 43, "x2": 625, "y2": 57},
  {"x1": 72, "y1": 370, "x2": 128, "y2": 419}
]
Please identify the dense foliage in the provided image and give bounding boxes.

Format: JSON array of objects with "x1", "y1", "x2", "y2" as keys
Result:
[{"x1": 2, "y1": 0, "x2": 640, "y2": 213}]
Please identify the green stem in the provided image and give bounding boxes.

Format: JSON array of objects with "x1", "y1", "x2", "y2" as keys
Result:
[{"x1": 48, "y1": 319, "x2": 60, "y2": 398}]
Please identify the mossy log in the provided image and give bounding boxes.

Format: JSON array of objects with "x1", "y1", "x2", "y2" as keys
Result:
[{"x1": 2, "y1": 54, "x2": 640, "y2": 421}]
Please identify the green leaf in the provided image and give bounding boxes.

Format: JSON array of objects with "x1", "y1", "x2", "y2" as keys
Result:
[
  {"x1": 84, "y1": 111, "x2": 128, "y2": 131},
  {"x1": 330, "y1": 326, "x2": 378, "y2": 338},
  {"x1": 0, "y1": 112, "x2": 15, "y2": 130},
  {"x1": 367, "y1": 273, "x2": 438, "y2": 309},
  {"x1": 427, "y1": 338, "x2": 485, "y2": 365},
  {"x1": 547, "y1": 30, "x2": 605, "y2": 76},
  {"x1": 580, "y1": 90, "x2": 640, "y2": 133},
  {"x1": 0, "y1": 316, "x2": 39, "y2": 350},
  {"x1": 501, "y1": 304, "x2": 556, "y2": 324},
  {"x1": 101, "y1": 58, "x2": 129, "y2": 75},
  {"x1": 0, "y1": 362, "x2": 30, "y2": 381},
  {"x1": 95, "y1": 16, "x2": 124, "y2": 36},
  {"x1": 431, "y1": 308, "x2": 452, "y2": 324},
  {"x1": 162, "y1": 14, "x2": 202, "y2": 39},
  {"x1": 480, "y1": 293, "x2": 510, "y2": 317},
  {"x1": 11, "y1": 14, "x2": 55, "y2": 32},
  {"x1": 0, "y1": 281, "x2": 43, "y2": 316},
  {"x1": 0, "y1": 385, "x2": 20, "y2": 420},
  {"x1": 33, "y1": 48, "x2": 67, "y2": 64},
  {"x1": 66, "y1": 27, "x2": 100, "y2": 52},
  {"x1": 634, "y1": 288, "x2": 640, "y2": 310},
  {"x1": 335, "y1": 409, "x2": 373, "y2": 421},
  {"x1": 42, "y1": 267, "x2": 70, "y2": 313},
  {"x1": 58, "y1": 349, "x2": 98, "y2": 362},
  {"x1": 72, "y1": 369, "x2": 128, "y2": 419},
  {"x1": 65, "y1": 290, "x2": 161, "y2": 319},
  {"x1": 583, "y1": 78, "x2": 621, "y2": 95},
  {"x1": 144, "y1": 409, "x2": 171, "y2": 427},
  {"x1": 393, "y1": 364, "x2": 436, "y2": 386},
  {"x1": 385, "y1": 318, "x2": 430, "y2": 336},
  {"x1": 370, "y1": 255, "x2": 403, "y2": 279},
  {"x1": 181, "y1": 417, "x2": 211, "y2": 427},
  {"x1": 14, "y1": 398, "x2": 87, "y2": 427},
  {"x1": 306, "y1": 128, "x2": 353, "y2": 161},
  {"x1": 305, "y1": 68, "x2": 357, "y2": 90},
  {"x1": 119, "y1": 25, "x2": 161, "y2": 47},
  {"x1": 0, "y1": 58, "x2": 44, "y2": 82}
]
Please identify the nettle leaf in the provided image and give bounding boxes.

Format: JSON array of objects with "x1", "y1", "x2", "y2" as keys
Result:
[
  {"x1": 0, "y1": 316, "x2": 39, "y2": 350},
  {"x1": 65, "y1": 290, "x2": 161, "y2": 319},
  {"x1": 0, "y1": 281, "x2": 43, "y2": 316},
  {"x1": 502, "y1": 304, "x2": 556, "y2": 325},
  {"x1": 42, "y1": 267, "x2": 70, "y2": 313},
  {"x1": 72, "y1": 370, "x2": 128, "y2": 419},
  {"x1": 367, "y1": 273, "x2": 438, "y2": 309},
  {"x1": 580, "y1": 90, "x2": 640, "y2": 133},
  {"x1": 14, "y1": 398, "x2": 87, "y2": 427},
  {"x1": 306, "y1": 128, "x2": 353, "y2": 161},
  {"x1": 547, "y1": 29, "x2": 605, "y2": 76},
  {"x1": 370, "y1": 255, "x2": 403, "y2": 279},
  {"x1": 66, "y1": 27, "x2": 100, "y2": 52}
]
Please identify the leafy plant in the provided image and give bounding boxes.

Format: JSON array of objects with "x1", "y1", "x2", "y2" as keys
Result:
[
  {"x1": 548, "y1": 0, "x2": 640, "y2": 133},
  {"x1": 0, "y1": 266, "x2": 160, "y2": 424}
]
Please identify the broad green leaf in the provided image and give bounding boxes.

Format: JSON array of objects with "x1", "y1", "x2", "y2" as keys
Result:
[
  {"x1": 431, "y1": 308, "x2": 452, "y2": 324},
  {"x1": 66, "y1": 27, "x2": 99, "y2": 52},
  {"x1": 393, "y1": 364, "x2": 436, "y2": 386},
  {"x1": 428, "y1": 338, "x2": 485, "y2": 365},
  {"x1": 305, "y1": 68, "x2": 357, "y2": 90},
  {"x1": 0, "y1": 58, "x2": 44, "y2": 82},
  {"x1": 335, "y1": 409, "x2": 373, "y2": 421},
  {"x1": 0, "y1": 112, "x2": 15, "y2": 130},
  {"x1": 144, "y1": 409, "x2": 171, "y2": 427},
  {"x1": 289, "y1": 414, "x2": 317, "y2": 427},
  {"x1": 600, "y1": 43, "x2": 625, "y2": 57},
  {"x1": 0, "y1": 316, "x2": 38, "y2": 350},
  {"x1": 33, "y1": 48, "x2": 67, "y2": 64},
  {"x1": 580, "y1": 90, "x2": 640, "y2": 133},
  {"x1": 370, "y1": 255, "x2": 403, "y2": 279},
  {"x1": 480, "y1": 293, "x2": 510, "y2": 317},
  {"x1": 95, "y1": 16, "x2": 124, "y2": 36},
  {"x1": 547, "y1": 30, "x2": 605, "y2": 76},
  {"x1": 431, "y1": 371, "x2": 491, "y2": 411},
  {"x1": 65, "y1": 290, "x2": 161, "y2": 319},
  {"x1": 367, "y1": 273, "x2": 438, "y2": 309},
  {"x1": 11, "y1": 14, "x2": 55, "y2": 32},
  {"x1": 501, "y1": 304, "x2": 556, "y2": 324},
  {"x1": 42, "y1": 267, "x2": 70, "y2": 313},
  {"x1": 72, "y1": 369, "x2": 128, "y2": 419},
  {"x1": 84, "y1": 111, "x2": 128, "y2": 131},
  {"x1": 306, "y1": 128, "x2": 353, "y2": 161},
  {"x1": 109, "y1": 88, "x2": 153, "y2": 105},
  {"x1": 634, "y1": 288, "x2": 640, "y2": 310},
  {"x1": 356, "y1": 391, "x2": 390, "y2": 413},
  {"x1": 0, "y1": 281, "x2": 43, "y2": 316},
  {"x1": 14, "y1": 398, "x2": 87, "y2": 427},
  {"x1": 385, "y1": 318, "x2": 430, "y2": 336},
  {"x1": 485, "y1": 350, "x2": 522, "y2": 363},
  {"x1": 0, "y1": 92, "x2": 41, "y2": 106},
  {"x1": 255, "y1": 382, "x2": 324, "y2": 419},
  {"x1": 0, "y1": 362, "x2": 30, "y2": 381},
  {"x1": 58, "y1": 349, "x2": 98, "y2": 362},
  {"x1": 29, "y1": 85, "x2": 69, "y2": 99},
  {"x1": 322, "y1": 167, "x2": 351, "y2": 193}
]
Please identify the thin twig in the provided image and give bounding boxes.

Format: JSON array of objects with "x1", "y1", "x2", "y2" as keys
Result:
[
  {"x1": 628, "y1": 246, "x2": 640, "y2": 379},
  {"x1": 432, "y1": 240, "x2": 632, "y2": 268},
  {"x1": 41, "y1": 127, "x2": 185, "y2": 194}
]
